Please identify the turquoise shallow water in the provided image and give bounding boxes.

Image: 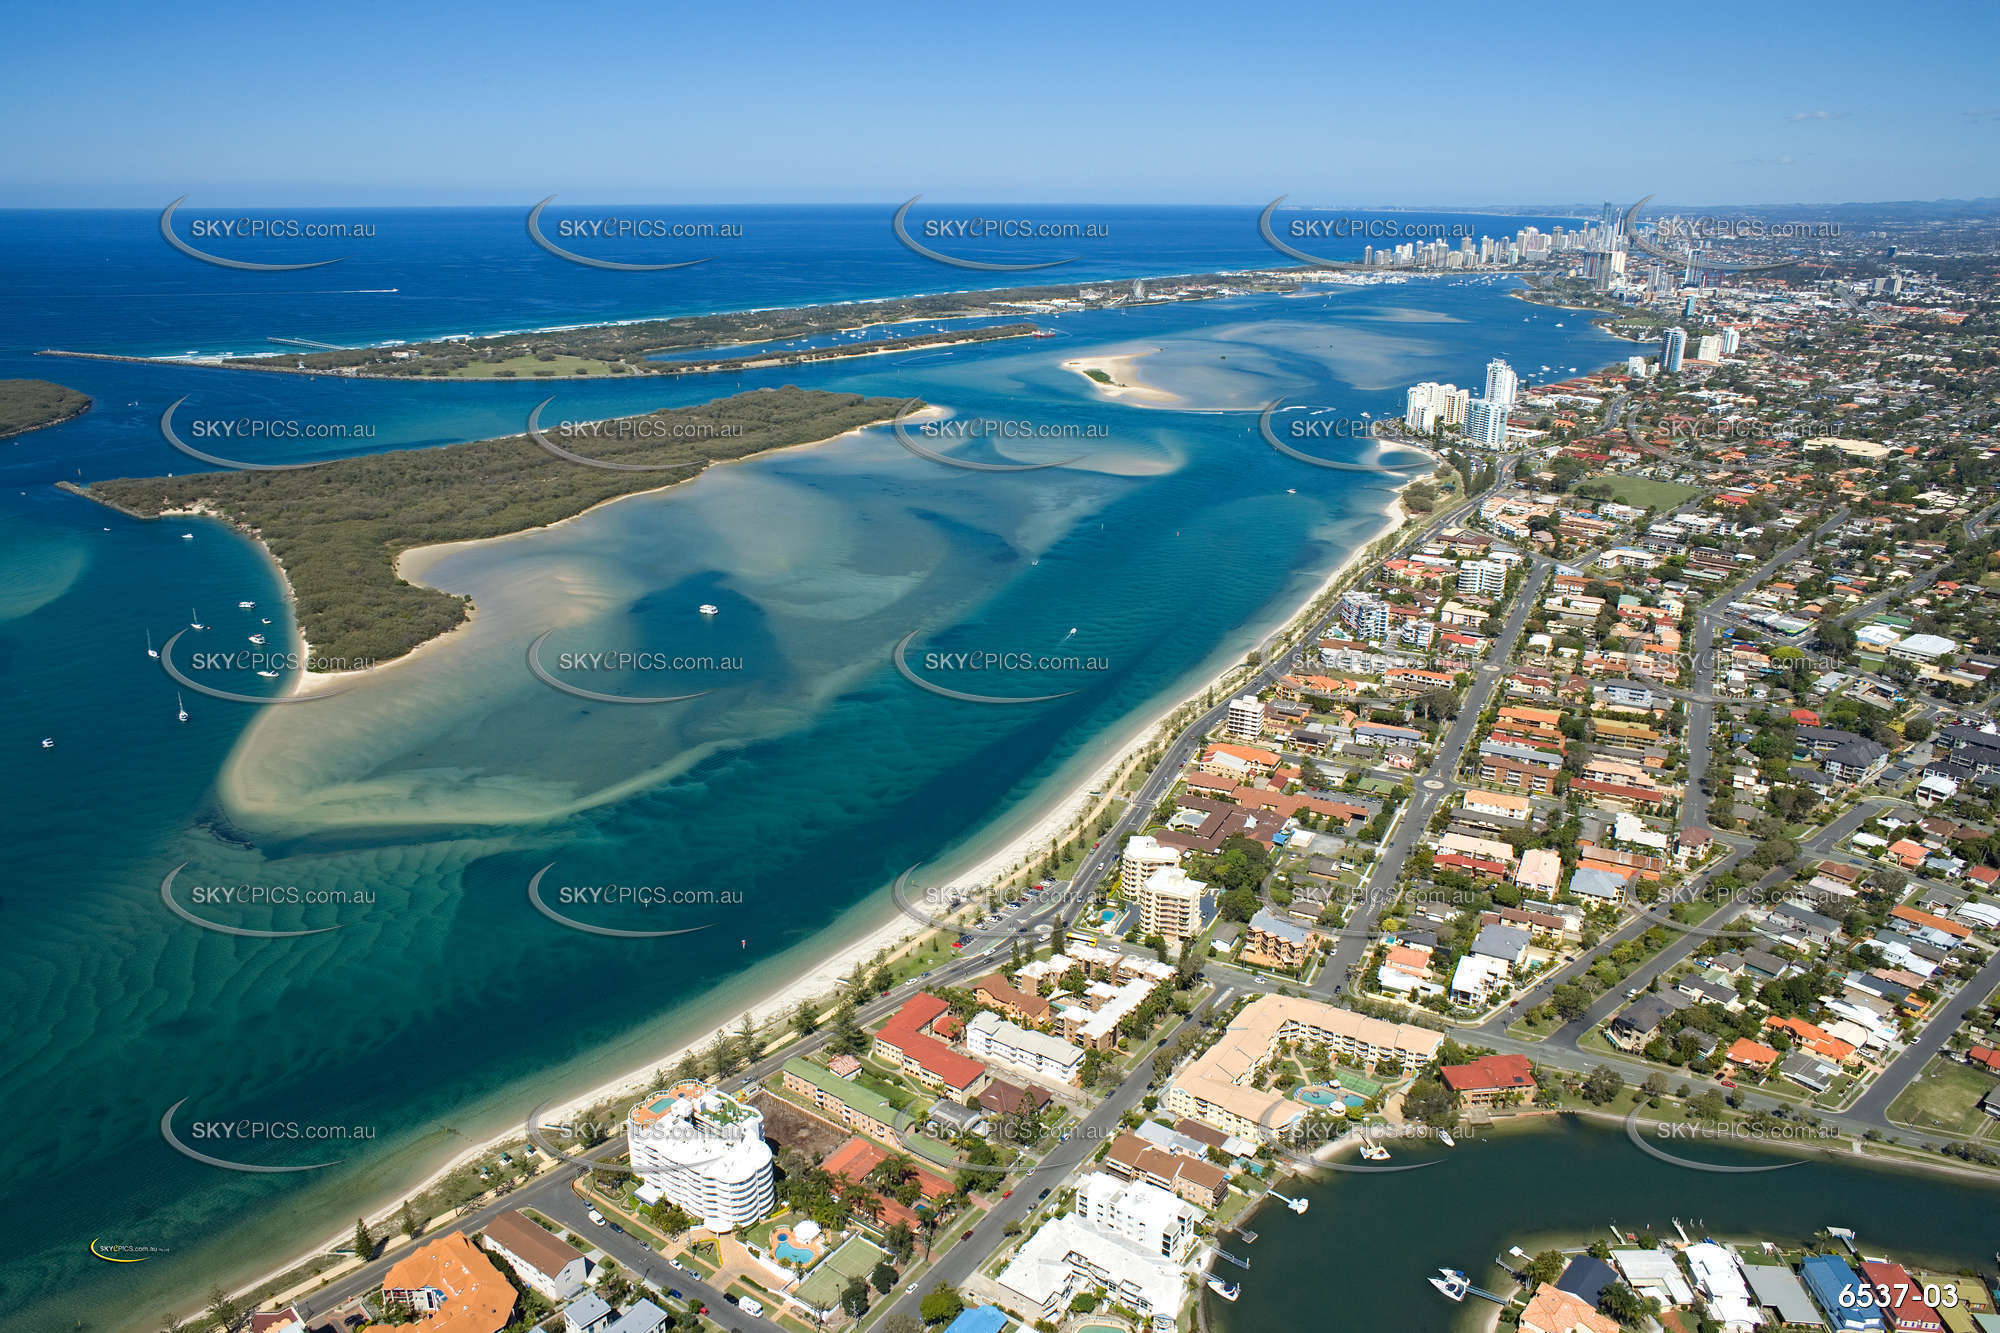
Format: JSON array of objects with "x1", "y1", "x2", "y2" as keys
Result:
[{"x1": 0, "y1": 206, "x2": 1630, "y2": 1329}]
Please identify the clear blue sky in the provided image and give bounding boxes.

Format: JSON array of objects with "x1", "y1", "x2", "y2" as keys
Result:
[{"x1": 6, "y1": 0, "x2": 1996, "y2": 207}]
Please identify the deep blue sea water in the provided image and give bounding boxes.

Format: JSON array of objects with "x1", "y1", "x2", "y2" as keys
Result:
[{"x1": 0, "y1": 204, "x2": 1627, "y2": 1330}]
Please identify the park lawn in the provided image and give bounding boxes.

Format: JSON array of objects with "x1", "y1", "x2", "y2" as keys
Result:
[
  {"x1": 1600, "y1": 476, "x2": 1703, "y2": 510},
  {"x1": 1887, "y1": 1056, "x2": 1998, "y2": 1137}
]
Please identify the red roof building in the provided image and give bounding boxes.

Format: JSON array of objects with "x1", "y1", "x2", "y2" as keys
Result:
[
  {"x1": 1858, "y1": 1260, "x2": 1943, "y2": 1332},
  {"x1": 872, "y1": 993, "x2": 987, "y2": 1092},
  {"x1": 1439, "y1": 1054, "x2": 1535, "y2": 1107}
]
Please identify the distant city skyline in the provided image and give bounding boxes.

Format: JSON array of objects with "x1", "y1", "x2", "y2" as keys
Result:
[{"x1": 5, "y1": 0, "x2": 1996, "y2": 208}]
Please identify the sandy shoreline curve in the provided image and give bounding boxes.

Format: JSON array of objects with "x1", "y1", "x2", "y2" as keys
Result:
[{"x1": 208, "y1": 464, "x2": 1420, "y2": 1319}]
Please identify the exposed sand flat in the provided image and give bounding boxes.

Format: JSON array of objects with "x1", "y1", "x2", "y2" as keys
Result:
[
  {"x1": 215, "y1": 475, "x2": 1421, "y2": 1322},
  {"x1": 1063, "y1": 349, "x2": 1182, "y2": 404}
]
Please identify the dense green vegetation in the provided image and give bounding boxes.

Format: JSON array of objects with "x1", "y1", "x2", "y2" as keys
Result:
[
  {"x1": 0, "y1": 378, "x2": 90, "y2": 437},
  {"x1": 227, "y1": 269, "x2": 1291, "y2": 379},
  {"x1": 86, "y1": 387, "x2": 908, "y2": 665}
]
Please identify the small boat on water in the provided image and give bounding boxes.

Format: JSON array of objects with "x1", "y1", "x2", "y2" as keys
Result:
[
  {"x1": 189, "y1": 609, "x2": 207, "y2": 630},
  {"x1": 698, "y1": 604, "x2": 720, "y2": 616},
  {"x1": 1429, "y1": 1268, "x2": 1470, "y2": 1301},
  {"x1": 1359, "y1": 1141, "x2": 1390, "y2": 1161},
  {"x1": 41, "y1": 737, "x2": 55, "y2": 749},
  {"x1": 1206, "y1": 1278, "x2": 1240, "y2": 1302},
  {"x1": 248, "y1": 634, "x2": 265, "y2": 645},
  {"x1": 180, "y1": 532, "x2": 194, "y2": 540},
  {"x1": 146, "y1": 629, "x2": 158, "y2": 659},
  {"x1": 238, "y1": 600, "x2": 255, "y2": 609},
  {"x1": 176, "y1": 693, "x2": 189, "y2": 723},
  {"x1": 257, "y1": 670, "x2": 281, "y2": 679},
  {"x1": 1437, "y1": 1128, "x2": 1456, "y2": 1147}
]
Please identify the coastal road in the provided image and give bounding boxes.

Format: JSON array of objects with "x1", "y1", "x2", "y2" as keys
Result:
[{"x1": 288, "y1": 1149, "x2": 786, "y2": 1333}]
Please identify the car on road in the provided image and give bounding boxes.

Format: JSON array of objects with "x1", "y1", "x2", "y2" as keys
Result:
[
  {"x1": 1717, "y1": 1076, "x2": 1736, "y2": 1088},
  {"x1": 724, "y1": 1293, "x2": 739, "y2": 1305},
  {"x1": 961, "y1": 1228, "x2": 975, "y2": 1241},
  {"x1": 608, "y1": 1222, "x2": 623, "y2": 1233},
  {"x1": 1000, "y1": 1189, "x2": 1012, "y2": 1198},
  {"x1": 587, "y1": 1208, "x2": 605, "y2": 1226},
  {"x1": 668, "y1": 1289, "x2": 682, "y2": 1300},
  {"x1": 1038, "y1": 1188, "x2": 1051, "y2": 1199}
]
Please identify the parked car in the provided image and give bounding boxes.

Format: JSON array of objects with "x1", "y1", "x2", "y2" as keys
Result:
[
  {"x1": 961, "y1": 1229, "x2": 975, "y2": 1241},
  {"x1": 586, "y1": 1208, "x2": 605, "y2": 1226}
]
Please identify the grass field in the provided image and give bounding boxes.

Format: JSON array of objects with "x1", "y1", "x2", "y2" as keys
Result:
[
  {"x1": 1598, "y1": 476, "x2": 1703, "y2": 510},
  {"x1": 1888, "y1": 1056, "x2": 1997, "y2": 1137},
  {"x1": 795, "y1": 1235, "x2": 888, "y2": 1309}
]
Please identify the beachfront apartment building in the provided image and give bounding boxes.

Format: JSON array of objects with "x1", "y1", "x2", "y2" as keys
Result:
[
  {"x1": 1121, "y1": 834, "x2": 1182, "y2": 895},
  {"x1": 781, "y1": 1058, "x2": 899, "y2": 1143},
  {"x1": 872, "y1": 992, "x2": 988, "y2": 1095},
  {"x1": 1337, "y1": 589, "x2": 1391, "y2": 641},
  {"x1": 1137, "y1": 865, "x2": 1208, "y2": 944},
  {"x1": 967, "y1": 1010, "x2": 1085, "y2": 1084},
  {"x1": 1464, "y1": 397, "x2": 1508, "y2": 448},
  {"x1": 1404, "y1": 381, "x2": 1468, "y2": 433},
  {"x1": 626, "y1": 1082, "x2": 776, "y2": 1232},
  {"x1": 381, "y1": 1232, "x2": 515, "y2": 1333},
  {"x1": 1226, "y1": 694, "x2": 1264, "y2": 740}
]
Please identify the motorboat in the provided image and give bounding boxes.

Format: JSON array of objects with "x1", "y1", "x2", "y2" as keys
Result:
[
  {"x1": 40, "y1": 737, "x2": 55, "y2": 749},
  {"x1": 1429, "y1": 1268, "x2": 1469, "y2": 1301},
  {"x1": 257, "y1": 670, "x2": 281, "y2": 679},
  {"x1": 146, "y1": 629, "x2": 158, "y2": 659},
  {"x1": 1358, "y1": 1141, "x2": 1390, "y2": 1161},
  {"x1": 238, "y1": 600, "x2": 255, "y2": 609},
  {"x1": 1206, "y1": 1278, "x2": 1240, "y2": 1301},
  {"x1": 698, "y1": 604, "x2": 720, "y2": 616},
  {"x1": 176, "y1": 693, "x2": 189, "y2": 723},
  {"x1": 1437, "y1": 1128, "x2": 1456, "y2": 1147},
  {"x1": 248, "y1": 634, "x2": 265, "y2": 644}
]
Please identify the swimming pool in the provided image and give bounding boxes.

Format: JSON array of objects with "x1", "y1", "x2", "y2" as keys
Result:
[
  {"x1": 771, "y1": 1229, "x2": 816, "y2": 1265},
  {"x1": 1296, "y1": 1085, "x2": 1338, "y2": 1106}
]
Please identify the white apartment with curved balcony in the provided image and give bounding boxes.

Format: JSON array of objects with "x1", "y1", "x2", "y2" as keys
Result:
[{"x1": 626, "y1": 1082, "x2": 774, "y2": 1232}]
